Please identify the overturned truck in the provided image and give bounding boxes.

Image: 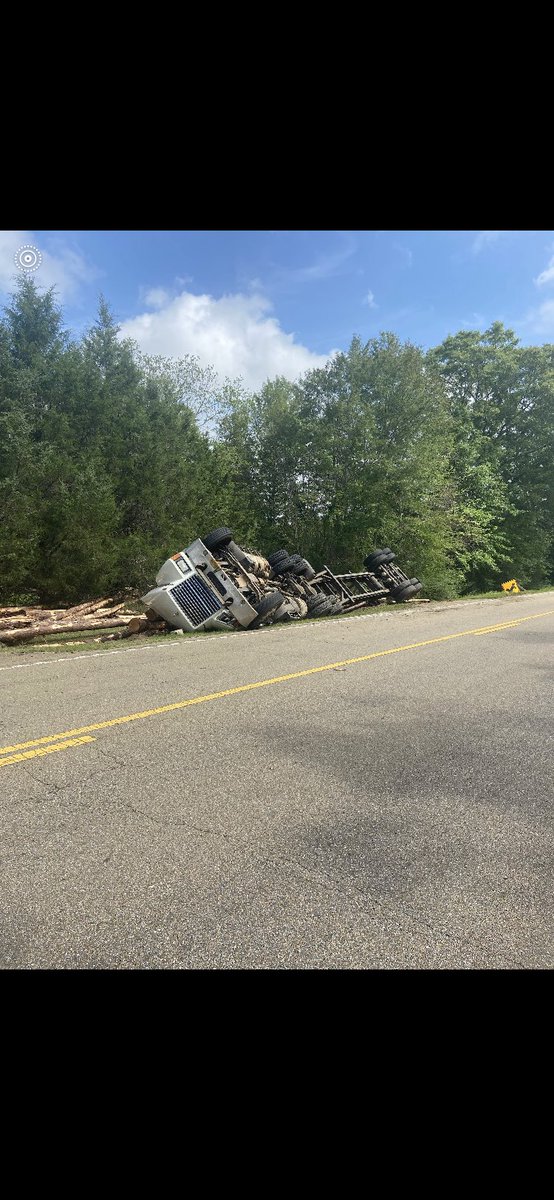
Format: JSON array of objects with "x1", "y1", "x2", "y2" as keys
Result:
[{"x1": 142, "y1": 528, "x2": 422, "y2": 634}]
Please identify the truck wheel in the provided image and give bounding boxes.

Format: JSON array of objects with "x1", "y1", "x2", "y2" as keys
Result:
[
  {"x1": 313, "y1": 598, "x2": 334, "y2": 616},
  {"x1": 275, "y1": 556, "x2": 298, "y2": 574},
  {"x1": 250, "y1": 591, "x2": 285, "y2": 626},
  {"x1": 363, "y1": 549, "x2": 385, "y2": 568},
  {"x1": 363, "y1": 548, "x2": 395, "y2": 569},
  {"x1": 392, "y1": 586, "x2": 417, "y2": 602},
  {"x1": 268, "y1": 549, "x2": 290, "y2": 568},
  {"x1": 298, "y1": 561, "x2": 316, "y2": 580},
  {"x1": 308, "y1": 596, "x2": 333, "y2": 616},
  {"x1": 202, "y1": 526, "x2": 233, "y2": 551},
  {"x1": 391, "y1": 579, "x2": 422, "y2": 601}
]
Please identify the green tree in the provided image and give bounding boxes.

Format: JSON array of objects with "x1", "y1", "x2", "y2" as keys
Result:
[
  {"x1": 431, "y1": 324, "x2": 554, "y2": 588},
  {"x1": 288, "y1": 335, "x2": 457, "y2": 594}
]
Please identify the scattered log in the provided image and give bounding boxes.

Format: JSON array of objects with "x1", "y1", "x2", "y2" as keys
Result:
[
  {"x1": 0, "y1": 600, "x2": 135, "y2": 624},
  {"x1": 25, "y1": 608, "x2": 72, "y2": 621},
  {"x1": 0, "y1": 616, "x2": 133, "y2": 646},
  {"x1": 0, "y1": 616, "x2": 34, "y2": 631},
  {"x1": 143, "y1": 607, "x2": 160, "y2": 622},
  {"x1": 17, "y1": 606, "x2": 128, "y2": 626},
  {"x1": 70, "y1": 603, "x2": 126, "y2": 620},
  {"x1": 0, "y1": 608, "x2": 84, "y2": 630},
  {"x1": 122, "y1": 616, "x2": 150, "y2": 637},
  {"x1": 64, "y1": 597, "x2": 114, "y2": 618}
]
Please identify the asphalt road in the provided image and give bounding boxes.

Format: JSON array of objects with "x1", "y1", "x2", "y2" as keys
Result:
[{"x1": 1, "y1": 591, "x2": 553, "y2": 970}]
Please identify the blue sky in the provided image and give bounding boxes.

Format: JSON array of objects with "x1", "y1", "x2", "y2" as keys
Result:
[{"x1": 1, "y1": 229, "x2": 553, "y2": 389}]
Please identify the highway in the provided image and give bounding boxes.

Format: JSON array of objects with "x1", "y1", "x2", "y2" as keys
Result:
[{"x1": 1, "y1": 591, "x2": 553, "y2": 970}]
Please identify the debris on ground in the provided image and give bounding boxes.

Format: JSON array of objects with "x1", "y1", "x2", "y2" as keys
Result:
[{"x1": 0, "y1": 597, "x2": 170, "y2": 647}]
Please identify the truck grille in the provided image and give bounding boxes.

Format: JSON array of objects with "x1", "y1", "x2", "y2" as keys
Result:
[{"x1": 170, "y1": 576, "x2": 222, "y2": 627}]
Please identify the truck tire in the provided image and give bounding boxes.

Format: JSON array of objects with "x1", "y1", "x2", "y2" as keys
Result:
[
  {"x1": 268, "y1": 549, "x2": 290, "y2": 568},
  {"x1": 312, "y1": 597, "x2": 334, "y2": 616},
  {"x1": 274, "y1": 556, "x2": 298, "y2": 574},
  {"x1": 250, "y1": 591, "x2": 285, "y2": 626},
  {"x1": 292, "y1": 557, "x2": 311, "y2": 576},
  {"x1": 391, "y1": 578, "x2": 422, "y2": 601},
  {"x1": 297, "y1": 560, "x2": 316, "y2": 581},
  {"x1": 307, "y1": 594, "x2": 333, "y2": 614},
  {"x1": 255, "y1": 590, "x2": 285, "y2": 616},
  {"x1": 363, "y1": 548, "x2": 395, "y2": 569},
  {"x1": 202, "y1": 527, "x2": 233, "y2": 551},
  {"x1": 363, "y1": 549, "x2": 385, "y2": 568}
]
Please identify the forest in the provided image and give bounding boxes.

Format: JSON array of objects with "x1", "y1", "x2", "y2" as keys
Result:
[{"x1": 1, "y1": 277, "x2": 553, "y2": 605}]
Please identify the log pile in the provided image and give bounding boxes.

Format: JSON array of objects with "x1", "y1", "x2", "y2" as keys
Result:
[{"x1": 0, "y1": 598, "x2": 171, "y2": 647}]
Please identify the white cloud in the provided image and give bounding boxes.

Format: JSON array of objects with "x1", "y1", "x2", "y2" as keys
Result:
[
  {"x1": 272, "y1": 233, "x2": 357, "y2": 286},
  {"x1": 523, "y1": 299, "x2": 554, "y2": 335},
  {"x1": 0, "y1": 230, "x2": 99, "y2": 298},
  {"x1": 142, "y1": 287, "x2": 172, "y2": 308},
  {"x1": 534, "y1": 253, "x2": 554, "y2": 287},
  {"x1": 120, "y1": 288, "x2": 336, "y2": 391},
  {"x1": 472, "y1": 230, "x2": 507, "y2": 254},
  {"x1": 364, "y1": 290, "x2": 377, "y2": 308}
]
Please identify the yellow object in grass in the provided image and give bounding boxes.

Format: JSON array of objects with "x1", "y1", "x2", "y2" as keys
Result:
[{"x1": 501, "y1": 579, "x2": 521, "y2": 593}]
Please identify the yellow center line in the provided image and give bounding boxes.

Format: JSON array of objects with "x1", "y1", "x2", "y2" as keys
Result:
[
  {"x1": 471, "y1": 620, "x2": 523, "y2": 636},
  {"x1": 0, "y1": 735, "x2": 95, "y2": 768},
  {"x1": 1, "y1": 607, "x2": 553, "y2": 759}
]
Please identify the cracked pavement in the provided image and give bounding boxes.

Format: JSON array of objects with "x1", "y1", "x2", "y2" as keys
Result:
[{"x1": 1, "y1": 592, "x2": 553, "y2": 970}]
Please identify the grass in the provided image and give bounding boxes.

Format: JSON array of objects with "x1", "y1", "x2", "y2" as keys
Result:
[
  {"x1": 456, "y1": 585, "x2": 554, "y2": 601},
  {"x1": 2, "y1": 586, "x2": 553, "y2": 660},
  {"x1": 0, "y1": 623, "x2": 231, "y2": 658}
]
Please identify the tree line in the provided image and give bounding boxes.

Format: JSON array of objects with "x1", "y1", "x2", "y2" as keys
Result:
[{"x1": 1, "y1": 278, "x2": 553, "y2": 604}]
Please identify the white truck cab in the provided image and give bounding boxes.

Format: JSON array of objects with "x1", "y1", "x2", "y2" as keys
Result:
[{"x1": 142, "y1": 538, "x2": 259, "y2": 632}]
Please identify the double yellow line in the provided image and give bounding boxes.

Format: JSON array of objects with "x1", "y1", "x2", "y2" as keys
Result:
[
  {"x1": 0, "y1": 735, "x2": 96, "y2": 768},
  {"x1": 1, "y1": 607, "x2": 553, "y2": 770}
]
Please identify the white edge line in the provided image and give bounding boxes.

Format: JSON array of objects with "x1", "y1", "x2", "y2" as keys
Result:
[
  {"x1": 0, "y1": 610, "x2": 396, "y2": 672},
  {"x1": 0, "y1": 596, "x2": 548, "y2": 674}
]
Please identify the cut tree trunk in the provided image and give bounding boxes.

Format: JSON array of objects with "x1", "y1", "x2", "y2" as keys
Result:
[
  {"x1": 68, "y1": 603, "x2": 126, "y2": 619},
  {"x1": 0, "y1": 610, "x2": 73, "y2": 629},
  {"x1": 0, "y1": 617, "x2": 34, "y2": 631},
  {"x1": 63, "y1": 597, "x2": 114, "y2": 618},
  {"x1": 122, "y1": 616, "x2": 150, "y2": 636},
  {"x1": 0, "y1": 607, "x2": 26, "y2": 618},
  {"x1": 143, "y1": 608, "x2": 160, "y2": 622},
  {"x1": 24, "y1": 609, "x2": 71, "y2": 621},
  {"x1": 0, "y1": 617, "x2": 132, "y2": 646}
]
